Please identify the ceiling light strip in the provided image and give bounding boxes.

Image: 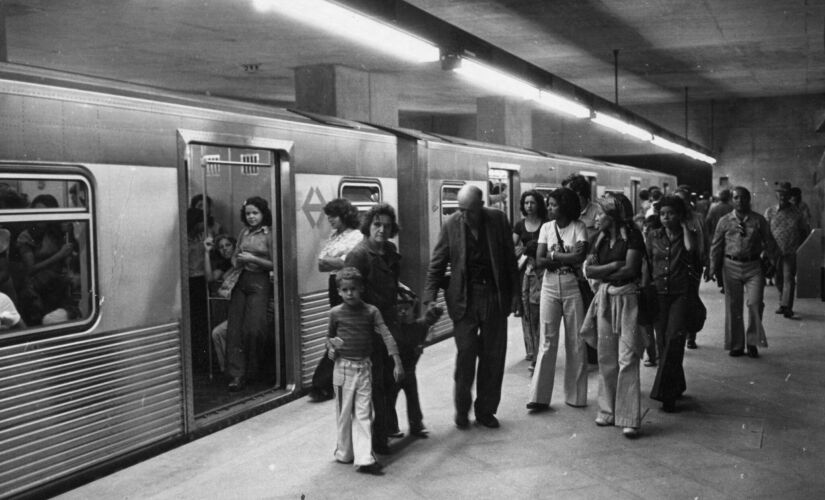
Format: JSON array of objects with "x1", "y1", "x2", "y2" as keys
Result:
[
  {"x1": 252, "y1": 0, "x2": 440, "y2": 63},
  {"x1": 452, "y1": 58, "x2": 540, "y2": 100}
]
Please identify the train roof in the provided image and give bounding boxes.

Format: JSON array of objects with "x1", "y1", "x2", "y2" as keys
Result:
[{"x1": 0, "y1": 63, "x2": 392, "y2": 138}]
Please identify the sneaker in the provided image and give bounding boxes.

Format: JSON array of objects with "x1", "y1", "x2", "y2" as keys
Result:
[
  {"x1": 356, "y1": 463, "x2": 384, "y2": 475},
  {"x1": 622, "y1": 427, "x2": 640, "y2": 438},
  {"x1": 594, "y1": 415, "x2": 613, "y2": 426}
]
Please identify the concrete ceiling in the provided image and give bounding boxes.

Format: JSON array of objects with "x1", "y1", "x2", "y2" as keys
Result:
[{"x1": 2, "y1": 0, "x2": 824, "y2": 115}]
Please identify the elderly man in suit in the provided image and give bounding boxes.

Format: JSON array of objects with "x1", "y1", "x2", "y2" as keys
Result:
[{"x1": 424, "y1": 184, "x2": 519, "y2": 429}]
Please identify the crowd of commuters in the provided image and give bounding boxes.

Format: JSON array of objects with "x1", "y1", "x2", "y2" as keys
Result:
[{"x1": 0, "y1": 183, "x2": 87, "y2": 333}]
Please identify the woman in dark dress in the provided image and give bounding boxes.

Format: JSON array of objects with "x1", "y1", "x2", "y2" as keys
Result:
[
  {"x1": 647, "y1": 195, "x2": 698, "y2": 412},
  {"x1": 512, "y1": 190, "x2": 549, "y2": 371},
  {"x1": 345, "y1": 202, "x2": 402, "y2": 455}
]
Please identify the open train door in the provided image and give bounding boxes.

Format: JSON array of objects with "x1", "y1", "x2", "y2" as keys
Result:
[{"x1": 178, "y1": 131, "x2": 295, "y2": 427}]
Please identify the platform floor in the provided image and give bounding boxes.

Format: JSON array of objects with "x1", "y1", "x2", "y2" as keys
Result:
[{"x1": 58, "y1": 282, "x2": 825, "y2": 499}]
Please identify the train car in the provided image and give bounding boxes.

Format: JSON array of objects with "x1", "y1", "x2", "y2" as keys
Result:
[
  {"x1": 0, "y1": 63, "x2": 676, "y2": 498},
  {"x1": 0, "y1": 64, "x2": 398, "y2": 497}
]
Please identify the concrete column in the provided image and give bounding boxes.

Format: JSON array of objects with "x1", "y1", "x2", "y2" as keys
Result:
[
  {"x1": 293, "y1": 64, "x2": 398, "y2": 127},
  {"x1": 476, "y1": 96, "x2": 533, "y2": 148}
]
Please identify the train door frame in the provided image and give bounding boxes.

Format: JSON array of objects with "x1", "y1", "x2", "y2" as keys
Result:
[
  {"x1": 176, "y1": 130, "x2": 297, "y2": 430},
  {"x1": 630, "y1": 177, "x2": 641, "y2": 213},
  {"x1": 488, "y1": 162, "x2": 521, "y2": 223}
]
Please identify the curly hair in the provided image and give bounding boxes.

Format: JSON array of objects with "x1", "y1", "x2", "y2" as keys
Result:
[
  {"x1": 657, "y1": 194, "x2": 687, "y2": 220},
  {"x1": 323, "y1": 198, "x2": 360, "y2": 229},
  {"x1": 359, "y1": 202, "x2": 400, "y2": 238},
  {"x1": 563, "y1": 174, "x2": 591, "y2": 202},
  {"x1": 519, "y1": 190, "x2": 549, "y2": 220},
  {"x1": 548, "y1": 187, "x2": 581, "y2": 221},
  {"x1": 239, "y1": 196, "x2": 273, "y2": 227}
]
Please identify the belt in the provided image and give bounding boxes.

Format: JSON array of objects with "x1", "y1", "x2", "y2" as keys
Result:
[
  {"x1": 547, "y1": 267, "x2": 574, "y2": 275},
  {"x1": 725, "y1": 254, "x2": 759, "y2": 263}
]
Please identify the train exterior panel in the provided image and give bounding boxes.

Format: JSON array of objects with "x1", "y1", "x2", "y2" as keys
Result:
[{"x1": 0, "y1": 64, "x2": 676, "y2": 498}]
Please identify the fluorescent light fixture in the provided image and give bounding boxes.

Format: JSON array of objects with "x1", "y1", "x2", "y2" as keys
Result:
[
  {"x1": 252, "y1": 0, "x2": 440, "y2": 63},
  {"x1": 591, "y1": 112, "x2": 653, "y2": 142},
  {"x1": 652, "y1": 135, "x2": 717, "y2": 164},
  {"x1": 537, "y1": 90, "x2": 590, "y2": 118},
  {"x1": 452, "y1": 58, "x2": 540, "y2": 100}
]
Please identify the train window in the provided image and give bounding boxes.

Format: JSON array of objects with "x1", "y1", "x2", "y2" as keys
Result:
[
  {"x1": 0, "y1": 174, "x2": 95, "y2": 337},
  {"x1": 340, "y1": 181, "x2": 382, "y2": 213},
  {"x1": 440, "y1": 183, "x2": 463, "y2": 224}
]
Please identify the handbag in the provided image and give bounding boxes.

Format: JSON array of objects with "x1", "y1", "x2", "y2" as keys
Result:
[
  {"x1": 216, "y1": 267, "x2": 242, "y2": 299},
  {"x1": 637, "y1": 250, "x2": 659, "y2": 325},
  {"x1": 554, "y1": 222, "x2": 594, "y2": 308}
]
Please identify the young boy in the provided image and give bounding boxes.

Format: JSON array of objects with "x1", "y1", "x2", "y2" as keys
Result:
[
  {"x1": 388, "y1": 289, "x2": 442, "y2": 438},
  {"x1": 327, "y1": 267, "x2": 403, "y2": 475}
]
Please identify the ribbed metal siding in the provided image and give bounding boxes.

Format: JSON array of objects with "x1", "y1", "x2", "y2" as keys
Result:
[
  {"x1": 300, "y1": 291, "x2": 330, "y2": 387},
  {"x1": 0, "y1": 323, "x2": 184, "y2": 498}
]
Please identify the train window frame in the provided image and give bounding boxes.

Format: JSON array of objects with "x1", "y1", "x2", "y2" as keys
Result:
[
  {"x1": 0, "y1": 170, "x2": 97, "y2": 341},
  {"x1": 440, "y1": 182, "x2": 465, "y2": 225},
  {"x1": 339, "y1": 179, "x2": 382, "y2": 214}
]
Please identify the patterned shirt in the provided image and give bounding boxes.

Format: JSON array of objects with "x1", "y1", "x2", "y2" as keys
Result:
[
  {"x1": 317, "y1": 228, "x2": 363, "y2": 273},
  {"x1": 764, "y1": 205, "x2": 808, "y2": 255},
  {"x1": 328, "y1": 302, "x2": 399, "y2": 360},
  {"x1": 710, "y1": 211, "x2": 776, "y2": 270}
]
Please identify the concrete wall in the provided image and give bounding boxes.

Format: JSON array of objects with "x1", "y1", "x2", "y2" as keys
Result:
[{"x1": 631, "y1": 95, "x2": 825, "y2": 227}]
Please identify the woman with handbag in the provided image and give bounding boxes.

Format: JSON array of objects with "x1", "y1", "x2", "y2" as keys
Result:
[
  {"x1": 647, "y1": 195, "x2": 699, "y2": 413},
  {"x1": 512, "y1": 190, "x2": 549, "y2": 372},
  {"x1": 526, "y1": 187, "x2": 589, "y2": 411},
  {"x1": 309, "y1": 198, "x2": 364, "y2": 402},
  {"x1": 225, "y1": 197, "x2": 274, "y2": 392},
  {"x1": 581, "y1": 193, "x2": 645, "y2": 438}
]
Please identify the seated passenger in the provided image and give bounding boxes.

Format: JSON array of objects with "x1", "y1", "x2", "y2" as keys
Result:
[
  {"x1": 0, "y1": 291, "x2": 22, "y2": 331},
  {"x1": 16, "y1": 195, "x2": 78, "y2": 326},
  {"x1": 204, "y1": 234, "x2": 237, "y2": 372}
]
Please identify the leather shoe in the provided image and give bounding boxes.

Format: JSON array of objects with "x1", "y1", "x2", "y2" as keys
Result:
[
  {"x1": 356, "y1": 462, "x2": 384, "y2": 475},
  {"x1": 373, "y1": 442, "x2": 393, "y2": 455},
  {"x1": 775, "y1": 306, "x2": 787, "y2": 314},
  {"x1": 475, "y1": 414, "x2": 500, "y2": 428},
  {"x1": 661, "y1": 400, "x2": 676, "y2": 413},
  {"x1": 410, "y1": 424, "x2": 429, "y2": 438},
  {"x1": 526, "y1": 402, "x2": 549, "y2": 412},
  {"x1": 729, "y1": 349, "x2": 744, "y2": 357},
  {"x1": 783, "y1": 309, "x2": 794, "y2": 318},
  {"x1": 686, "y1": 340, "x2": 698, "y2": 349},
  {"x1": 747, "y1": 345, "x2": 759, "y2": 358},
  {"x1": 454, "y1": 414, "x2": 470, "y2": 429}
]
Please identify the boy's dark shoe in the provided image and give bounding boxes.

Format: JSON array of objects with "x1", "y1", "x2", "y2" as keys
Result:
[
  {"x1": 410, "y1": 423, "x2": 429, "y2": 437},
  {"x1": 356, "y1": 463, "x2": 384, "y2": 475},
  {"x1": 454, "y1": 413, "x2": 470, "y2": 429}
]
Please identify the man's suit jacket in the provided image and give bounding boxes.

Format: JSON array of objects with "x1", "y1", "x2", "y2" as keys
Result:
[{"x1": 424, "y1": 207, "x2": 518, "y2": 322}]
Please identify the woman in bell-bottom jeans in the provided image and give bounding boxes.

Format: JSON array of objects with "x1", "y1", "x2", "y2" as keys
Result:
[{"x1": 527, "y1": 187, "x2": 589, "y2": 410}]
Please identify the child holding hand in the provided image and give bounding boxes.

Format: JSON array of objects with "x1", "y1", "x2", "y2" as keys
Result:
[{"x1": 327, "y1": 267, "x2": 403, "y2": 475}]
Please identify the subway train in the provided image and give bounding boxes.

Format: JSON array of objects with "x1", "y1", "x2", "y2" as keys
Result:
[{"x1": 0, "y1": 63, "x2": 676, "y2": 498}]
